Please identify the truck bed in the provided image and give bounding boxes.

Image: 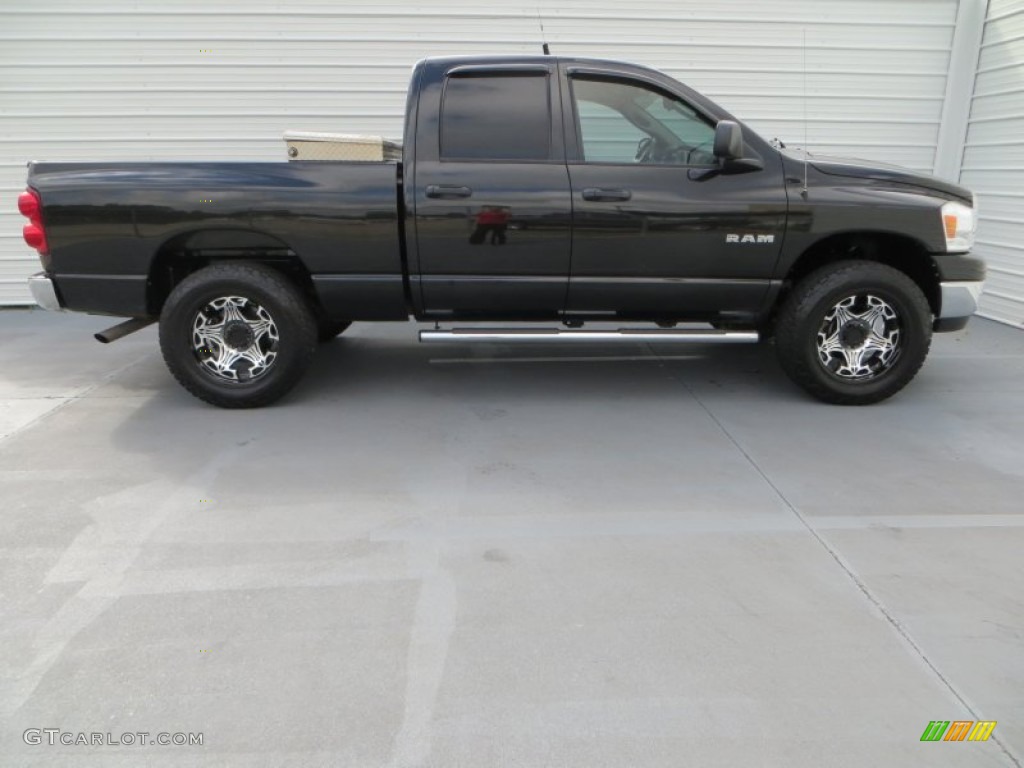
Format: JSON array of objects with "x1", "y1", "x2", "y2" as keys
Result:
[{"x1": 27, "y1": 160, "x2": 406, "y2": 319}]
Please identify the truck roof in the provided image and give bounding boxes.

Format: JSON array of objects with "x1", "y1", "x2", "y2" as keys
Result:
[{"x1": 420, "y1": 53, "x2": 664, "y2": 76}]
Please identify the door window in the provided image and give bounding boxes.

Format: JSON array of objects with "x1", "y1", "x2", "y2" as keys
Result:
[
  {"x1": 441, "y1": 74, "x2": 551, "y2": 161},
  {"x1": 571, "y1": 77, "x2": 717, "y2": 166}
]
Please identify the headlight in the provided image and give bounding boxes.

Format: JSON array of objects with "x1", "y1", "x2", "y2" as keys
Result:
[{"x1": 941, "y1": 201, "x2": 976, "y2": 253}]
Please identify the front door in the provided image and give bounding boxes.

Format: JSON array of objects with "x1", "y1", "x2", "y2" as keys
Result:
[
  {"x1": 413, "y1": 66, "x2": 572, "y2": 318},
  {"x1": 564, "y1": 72, "x2": 788, "y2": 322}
]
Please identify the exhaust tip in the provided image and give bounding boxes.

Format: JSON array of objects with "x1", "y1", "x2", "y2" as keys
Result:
[{"x1": 94, "y1": 317, "x2": 155, "y2": 344}]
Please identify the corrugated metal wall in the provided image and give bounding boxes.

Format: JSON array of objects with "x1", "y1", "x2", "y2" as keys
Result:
[
  {"x1": 961, "y1": 0, "x2": 1024, "y2": 327},
  {"x1": 1, "y1": 0, "x2": 959, "y2": 306}
]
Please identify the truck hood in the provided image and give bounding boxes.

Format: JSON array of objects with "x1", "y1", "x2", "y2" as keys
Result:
[{"x1": 801, "y1": 152, "x2": 973, "y2": 203}]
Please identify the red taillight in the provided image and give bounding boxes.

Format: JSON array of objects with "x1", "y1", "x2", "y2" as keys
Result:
[
  {"x1": 17, "y1": 191, "x2": 39, "y2": 219},
  {"x1": 18, "y1": 188, "x2": 48, "y2": 256},
  {"x1": 23, "y1": 223, "x2": 47, "y2": 252}
]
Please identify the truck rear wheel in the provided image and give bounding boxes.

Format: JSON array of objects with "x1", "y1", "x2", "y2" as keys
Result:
[
  {"x1": 774, "y1": 260, "x2": 932, "y2": 405},
  {"x1": 158, "y1": 262, "x2": 318, "y2": 408}
]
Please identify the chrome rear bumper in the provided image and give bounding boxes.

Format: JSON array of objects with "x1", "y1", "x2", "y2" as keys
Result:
[{"x1": 28, "y1": 272, "x2": 62, "y2": 311}]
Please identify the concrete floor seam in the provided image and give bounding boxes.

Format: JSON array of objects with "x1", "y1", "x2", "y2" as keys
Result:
[
  {"x1": 0, "y1": 350, "x2": 153, "y2": 446},
  {"x1": 645, "y1": 343, "x2": 1023, "y2": 768}
]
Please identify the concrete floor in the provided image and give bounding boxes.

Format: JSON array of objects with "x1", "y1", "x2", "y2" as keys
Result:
[{"x1": 1, "y1": 308, "x2": 1022, "y2": 767}]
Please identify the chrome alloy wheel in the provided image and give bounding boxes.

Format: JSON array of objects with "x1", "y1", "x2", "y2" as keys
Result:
[
  {"x1": 816, "y1": 294, "x2": 901, "y2": 380},
  {"x1": 191, "y1": 296, "x2": 279, "y2": 382}
]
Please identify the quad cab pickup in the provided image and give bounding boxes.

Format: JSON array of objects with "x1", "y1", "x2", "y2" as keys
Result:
[{"x1": 19, "y1": 54, "x2": 985, "y2": 407}]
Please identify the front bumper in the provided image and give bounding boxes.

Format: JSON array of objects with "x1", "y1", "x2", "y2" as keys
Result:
[
  {"x1": 935, "y1": 280, "x2": 984, "y2": 332},
  {"x1": 28, "y1": 272, "x2": 63, "y2": 311}
]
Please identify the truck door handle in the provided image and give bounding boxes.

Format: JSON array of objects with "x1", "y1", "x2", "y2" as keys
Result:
[
  {"x1": 582, "y1": 187, "x2": 632, "y2": 202},
  {"x1": 425, "y1": 185, "x2": 473, "y2": 199}
]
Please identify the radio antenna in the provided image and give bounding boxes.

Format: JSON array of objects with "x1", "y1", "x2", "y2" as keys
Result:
[
  {"x1": 801, "y1": 28, "x2": 809, "y2": 197},
  {"x1": 538, "y1": 10, "x2": 551, "y2": 55}
]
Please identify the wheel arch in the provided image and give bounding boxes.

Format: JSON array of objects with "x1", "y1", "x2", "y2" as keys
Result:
[
  {"x1": 146, "y1": 227, "x2": 322, "y2": 317},
  {"x1": 783, "y1": 231, "x2": 941, "y2": 317}
]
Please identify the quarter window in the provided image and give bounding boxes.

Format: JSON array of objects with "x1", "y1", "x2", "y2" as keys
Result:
[{"x1": 441, "y1": 74, "x2": 551, "y2": 161}]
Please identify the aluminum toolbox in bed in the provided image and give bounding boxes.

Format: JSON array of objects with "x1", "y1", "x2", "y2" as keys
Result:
[{"x1": 283, "y1": 131, "x2": 402, "y2": 162}]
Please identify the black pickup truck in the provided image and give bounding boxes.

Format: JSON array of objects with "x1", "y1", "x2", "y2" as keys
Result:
[{"x1": 20, "y1": 54, "x2": 984, "y2": 408}]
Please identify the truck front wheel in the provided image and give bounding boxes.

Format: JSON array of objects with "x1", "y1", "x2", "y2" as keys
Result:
[
  {"x1": 774, "y1": 260, "x2": 932, "y2": 405},
  {"x1": 158, "y1": 262, "x2": 318, "y2": 408}
]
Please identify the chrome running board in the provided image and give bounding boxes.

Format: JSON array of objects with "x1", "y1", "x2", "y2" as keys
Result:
[{"x1": 419, "y1": 328, "x2": 759, "y2": 344}]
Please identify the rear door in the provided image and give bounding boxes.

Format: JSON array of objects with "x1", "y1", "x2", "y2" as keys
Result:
[
  {"x1": 563, "y1": 68, "x2": 788, "y2": 322},
  {"x1": 412, "y1": 63, "x2": 572, "y2": 318}
]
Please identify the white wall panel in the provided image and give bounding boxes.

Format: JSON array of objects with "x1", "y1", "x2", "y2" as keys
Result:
[
  {"x1": 1, "y1": 0, "x2": 958, "y2": 305},
  {"x1": 961, "y1": 0, "x2": 1024, "y2": 327}
]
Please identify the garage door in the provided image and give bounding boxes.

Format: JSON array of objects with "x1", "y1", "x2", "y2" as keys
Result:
[
  {"x1": 960, "y1": 0, "x2": 1024, "y2": 327},
  {"x1": 0, "y1": 0, "x2": 959, "y2": 305}
]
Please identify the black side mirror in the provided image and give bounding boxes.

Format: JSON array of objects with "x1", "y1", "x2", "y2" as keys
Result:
[
  {"x1": 689, "y1": 121, "x2": 763, "y2": 181},
  {"x1": 713, "y1": 120, "x2": 744, "y2": 160}
]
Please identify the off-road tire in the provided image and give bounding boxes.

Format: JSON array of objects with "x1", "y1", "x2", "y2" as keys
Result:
[
  {"x1": 159, "y1": 262, "x2": 318, "y2": 408},
  {"x1": 775, "y1": 260, "x2": 932, "y2": 405}
]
